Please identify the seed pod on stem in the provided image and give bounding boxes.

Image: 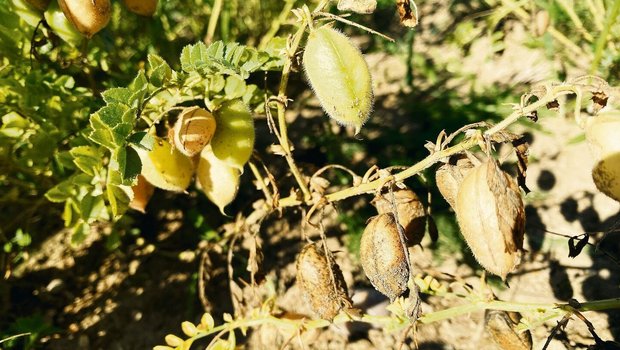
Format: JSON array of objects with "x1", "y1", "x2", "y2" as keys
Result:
[
  {"x1": 296, "y1": 243, "x2": 353, "y2": 321},
  {"x1": 122, "y1": 0, "x2": 157, "y2": 16},
  {"x1": 360, "y1": 213, "x2": 409, "y2": 300},
  {"x1": 58, "y1": 0, "x2": 111, "y2": 38},
  {"x1": 455, "y1": 159, "x2": 525, "y2": 280},
  {"x1": 210, "y1": 99, "x2": 254, "y2": 172},
  {"x1": 172, "y1": 107, "x2": 216, "y2": 158},
  {"x1": 372, "y1": 187, "x2": 426, "y2": 246},
  {"x1": 303, "y1": 25, "x2": 373, "y2": 134},
  {"x1": 584, "y1": 110, "x2": 620, "y2": 203},
  {"x1": 435, "y1": 154, "x2": 474, "y2": 210},
  {"x1": 134, "y1": 137, "x2": 194, "y2": 192},
  {"x1": 196, "y1": 146, "x2": 240, "y2": 215}
]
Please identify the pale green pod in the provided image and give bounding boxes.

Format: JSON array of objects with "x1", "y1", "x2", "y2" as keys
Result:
[
  {"x1": 210, "y1": 99, "x2": 254, "y2": 172},
  {"x1": 196, "y1": 146, "x2": 240, "y2": 215},
  {"x1": 303, "y1": 26, "x2": 373, "y2": 134}
]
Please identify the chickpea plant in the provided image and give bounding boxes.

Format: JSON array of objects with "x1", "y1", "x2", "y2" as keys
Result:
[{"x1": 10, "y1": 0, "x2": 620, "y2": 349}]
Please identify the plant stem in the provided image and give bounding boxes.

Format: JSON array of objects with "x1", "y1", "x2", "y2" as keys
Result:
[
  {"x1": 183, "y1": 297, "x2": 620, "y2": 347},
  {"x1": 205, "y1": 0, "x2": 224, "y2": 44},
  {"x1": 590, "y1": 0, "x2": 620, "y2": 74},
  {"x1": 258, "y1": 0, "x2": 296, "y2": 50}
]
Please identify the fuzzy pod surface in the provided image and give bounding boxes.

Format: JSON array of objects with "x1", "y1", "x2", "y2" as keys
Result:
[
  {"x1": 372, "y1": 188, "x2": 426, "y2": 246},
  {"x1": 303, "y1": 26, "x2": 373, "y2": 134},
  {"x1": 210, "y1": 99, "x2": 254, "y2": 172},
  {"x1": 296, "y1": 243, "x2": 352, "y2": 321},
  {"x1": 360, "y1": 213, "x2": 409, "y2": 300},
  {"x1": 455, "y1": 160, "x2": 525, "y2": 280},
  {"x1": 196, "y1": 146, "x2": 240, "y2": 215}
]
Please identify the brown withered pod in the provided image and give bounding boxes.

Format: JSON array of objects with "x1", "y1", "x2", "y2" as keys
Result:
[
  {"x1": 371, "y1": 187, "x2": 426, "y2": 246},
  {"x1": 435, "y1": 154, "x2": 475, "y2": 210},
  {"x1": 360, "y1": 213, "x2": 410, "y2": 301},
  {"x1": 454, "y1": 159, "x2": 525, "y2": 280},
  {"x1": 485, "y1": 310, "x2": 533, "y2": 350},
  {"x1": 296, "y1": 243, "x2": 353, "y2": 321}
]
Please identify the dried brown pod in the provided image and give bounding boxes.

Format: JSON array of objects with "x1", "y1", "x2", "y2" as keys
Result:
[
  {"x1": 360, "y1": 213, "x2": 409, "y2": 300},
  {"x1": 435, "y1": 154, "x2": 475, "y2": 209},
  {"x1": 371, "y1": 187, "x2": 426, "y2": 246},
  {"x1": 485, "y1": 310, "x2": 533, "y2": 350},
  {"x1": 58, "y1": 0, "x2": 111, "y2": 38},
  {"x1": 455, "y1": 159, "x2": 525, "y2": 280},
  {"x1": 296, "y1": 243, "x2": 353, "y2": 321},
  {"x1": 122, "y1": 0, "x2": 157, "y2": 16},
  {"x1": 129, "y1": 175, "x2": 155, "y2": 213},
  {"x1": 172, "y1": 107, "x2": 217, "y2": 157}
]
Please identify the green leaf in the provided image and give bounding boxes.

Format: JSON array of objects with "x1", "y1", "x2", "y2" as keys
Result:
[
  {"x1": 79, "y1": 194, "x2": 109, "y2": 222},
  {"x1": 71, "y1": 221, "x2": 90, "y2": 245},
  {"x1": 70, "y1": 146, "x2": 102, "y2": 176},
  {"x1": 88, "y1": 103, "x2": 135, "y2": 150},
  {"x1": 127, "y1": 131, "x2": 155, "y2": 151},
  {"x1": 128, "y1": 71, "x2": 149, "y2": 107},
  {"x1": 45, "y1": 179, "x2": 77, "y2": 203},
  {"x1": 224, "y1": 75, "x2": 246, "y2": 99},
  {"x1": 109, "y1": 146, "x2": 140, "y2": 185},
  {"x1": 102, "y1": 87, "x2": 133, "y2": 105},
  {"x1": 147, "y1": 54, "x2": 173, "y2": 87},
  {"x1": 106, "y1": 169, "x2": 133, "y2": 219},
  {"x1": 567, "y1": 132, "x2": 586, "y2": 145}
]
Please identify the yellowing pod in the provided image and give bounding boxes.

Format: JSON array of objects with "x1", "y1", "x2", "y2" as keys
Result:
[
  {"x1": 303, "y1": 26, "x2": 373, "y2": 134},
  {"x1": 134, "y1": 138, "x2": 194, "y2": 192},
  {"x1": 122, "y1": 0, "x2": 157, "y2": 16},
  {"x1": 585, "y1": 110, "x2": 620, "y2": 202},
  {"x1": 210, "y1": 99, "x2": 254, "y2": 171},
  {"x1": 196, "y1": 146, "x2": 240, "y2": 214},
  {"x1": 58, "y1": 0, "x2": 111, "y2": 38}
]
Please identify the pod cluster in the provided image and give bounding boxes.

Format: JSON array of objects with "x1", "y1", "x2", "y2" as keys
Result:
[{"x1": 131, "y1": 101, "x2": 254, "y2": 214}]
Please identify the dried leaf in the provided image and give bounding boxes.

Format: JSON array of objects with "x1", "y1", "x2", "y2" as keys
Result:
[
  {"x1": 568, "y1": 234, "x2": 589, "y2": 258},
  {"x1": 512, "y1": 137, "x2": 530, "y2": 193},
  {"x1": 592, "y1": 91, "x2": 609, "y2": 113},
  {"x1": 337, "y1": 0, "x2": 377, "y2": 14},
  {"x1": 485, "y1": 310, "x2": 533, "y2": 350},
  {"x1": 486, "y1": 159, "x2": 525, "y2": 254},
  {"x1": 396, "y1": 0, "x2": 419, "y2": 27}
]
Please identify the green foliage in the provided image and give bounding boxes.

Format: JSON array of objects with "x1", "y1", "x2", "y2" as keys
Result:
[{"x1": 0, "y1": 314, "x2": 57, "y2": 350}]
